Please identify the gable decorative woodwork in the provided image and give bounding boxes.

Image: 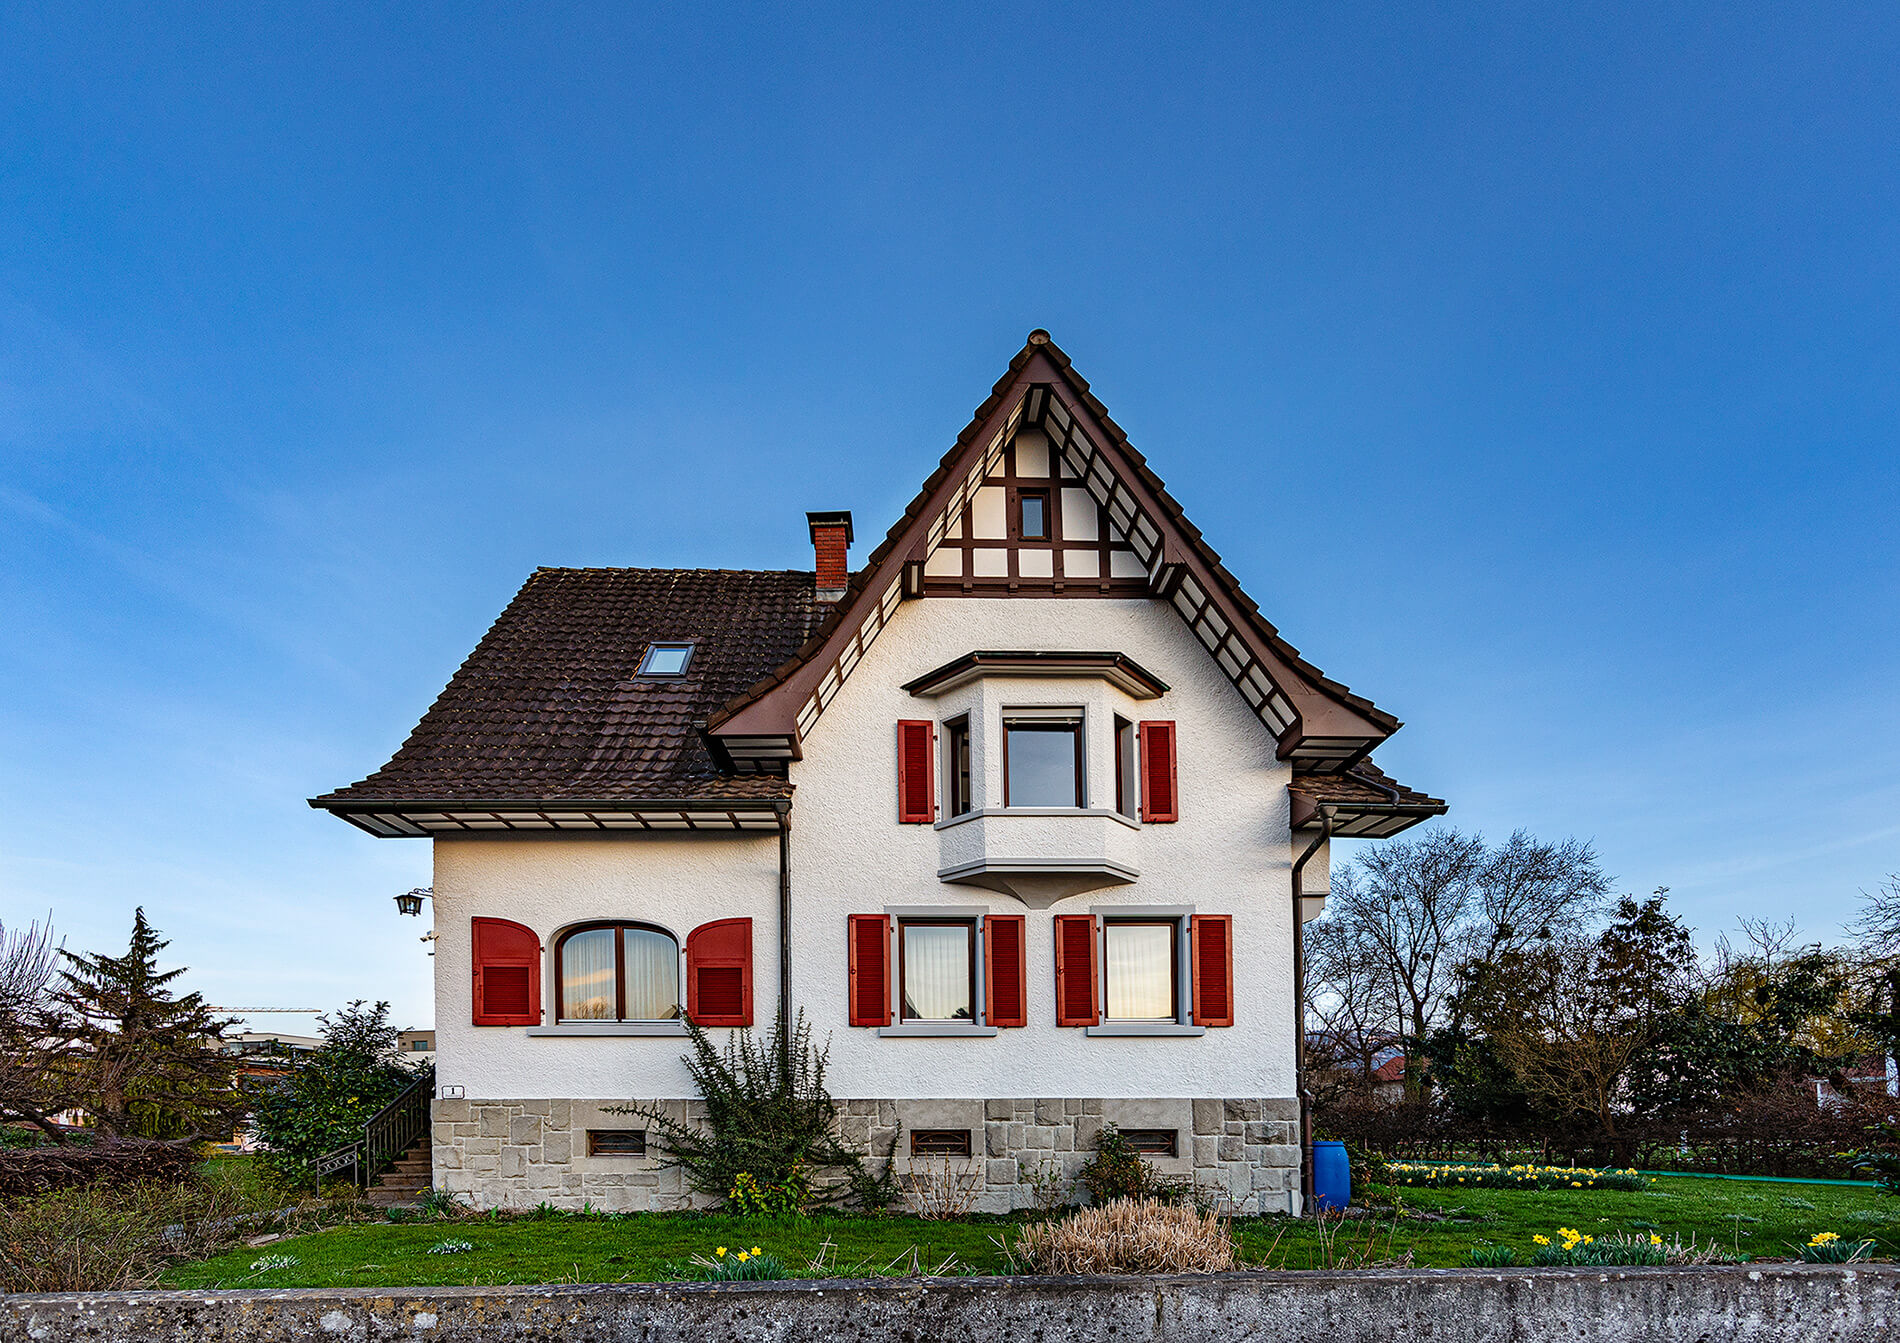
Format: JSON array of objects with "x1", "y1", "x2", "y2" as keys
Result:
[{"x1": 710, "y1": 334, "x2": 1399, "y2": 777}]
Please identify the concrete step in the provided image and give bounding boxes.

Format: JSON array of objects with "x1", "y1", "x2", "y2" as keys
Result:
[{"x1": 374, "y1": 1173, "x2": 431, "y2": 1191}]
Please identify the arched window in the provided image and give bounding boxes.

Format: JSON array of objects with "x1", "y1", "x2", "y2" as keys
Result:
[{"x1": 555, "y1": 923, "x2": 681, "y2": 1023}]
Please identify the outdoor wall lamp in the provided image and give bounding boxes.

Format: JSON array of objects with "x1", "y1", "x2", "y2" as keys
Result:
[{"x1": 394, "y1": 886, "x2": 433, "y2": 917}]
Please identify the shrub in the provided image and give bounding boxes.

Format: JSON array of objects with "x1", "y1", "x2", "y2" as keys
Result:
[
  {"x1": 1011, "y1": 1198, "x2": 1236, "y2": 1275},
  {"x1": 248, "y1": 1000, "x2": 416, "y2": 1189},
  {"x1": 902, "y1": 1157, "x2": 984, "y2": 1220},
  {"x1": 0, "y1": 1178, "x2": 254, "y2": 1291},
  {"x1": 612, "y1": 1012, "x2": 894, "y2": 1212},
  {"x1": 728, "y1": 1168, "x2": 810, "y2": 1217},
  {"x1": 0, "y1": 1136, "x2": 197, "y2": 1197},
  {"x1": 1465, "y1": 1244, "x2": 1517, "y2": 1267},
  {"x1": 1078, "y1": 1123, "x2": 1153, "y2": 1203},
  {"x1": 1383, "y1": 1162, "x2": 1646, "y2": 1191}
]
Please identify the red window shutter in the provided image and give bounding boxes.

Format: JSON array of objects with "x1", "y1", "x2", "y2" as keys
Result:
[
  {"x1": 1053, "y1": 914, "x2": 1099, "y2": 1027},
  {"x1": 1190, "y1": 914, "x2": 1235, "y2": 1027},
  {"x1": 685, "y1": 918, "x2": 752, "y2": 1027},
  {"x1": 471, "y1": 917, "x2": 541, "y2": 1026},
  {"x1": 1139, "y1": 721, "x2": 1178, "y2": 823},
  {"x1": 897, "y1": 720, "x2": 936, "y2": 823},
  {"x1": 983, "y1": 915, "x2": 1028, "y2": 1028},
  {"x1": 848, "y1": 914, "x2": 892, "y2": 1026}
]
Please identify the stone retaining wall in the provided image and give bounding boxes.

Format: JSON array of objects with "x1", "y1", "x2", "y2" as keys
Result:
[
  {"x1": 9, "y1": 1266, "x2": 1896, "y2": 1342},
  {"x1": 432, "y1": 1096, "x2": 1300, "y2": 1214}
]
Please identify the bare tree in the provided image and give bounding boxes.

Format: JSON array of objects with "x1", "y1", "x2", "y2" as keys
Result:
[
  {"x1": 1303, "y1": 914, "x2": 1402, "y2": 1098},
  {"x1": 0, "y1": 915, "x2": 83, "y2": 1138},
  {"x1": 1849, "y1": 875, "x2": 1900, "y2": 960},
  {"x1": 1321, "y1": 826, "x2": 1611, "y2": 1095},
  {"x1": 1467, "y1": 832, "x2": 1613, "y2": 967}
]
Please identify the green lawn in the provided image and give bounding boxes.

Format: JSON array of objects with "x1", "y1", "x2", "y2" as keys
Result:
[{"x1": 161, "y1": 1175, "x2": 1900, "y2": 1289}]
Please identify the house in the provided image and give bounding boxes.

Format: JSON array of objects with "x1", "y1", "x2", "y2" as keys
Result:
[
  {"x1": 398, "y1": 1029, "x2": 437, "y2": 1066},
  {"x1": 312, "y1": 331, "x2": 1445, "y2": 1213}
]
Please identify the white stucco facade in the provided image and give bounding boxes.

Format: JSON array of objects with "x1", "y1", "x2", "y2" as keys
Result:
[{"x1": 430, "y1": 595, "x2": 1299, "y2": 1106}]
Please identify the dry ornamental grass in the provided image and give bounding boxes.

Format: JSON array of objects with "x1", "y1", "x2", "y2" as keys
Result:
[{"x1": 1011, "y1": 1198, "x2": 1236, "y2": 1275}]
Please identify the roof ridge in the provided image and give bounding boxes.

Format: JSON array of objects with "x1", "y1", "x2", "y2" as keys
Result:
[{"x1": 528, "y1": 566, "x2": 817, "y2": 578}]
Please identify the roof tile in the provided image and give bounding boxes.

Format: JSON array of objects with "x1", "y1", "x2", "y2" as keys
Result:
[{"x1": 314, "y1": 568, "x2": 821, "y2": 804}]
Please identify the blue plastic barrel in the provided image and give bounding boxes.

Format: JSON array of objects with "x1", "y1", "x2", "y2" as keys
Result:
[{"x1": 1312, "y1": 1140, "x2": 1351, "y2": 1211}]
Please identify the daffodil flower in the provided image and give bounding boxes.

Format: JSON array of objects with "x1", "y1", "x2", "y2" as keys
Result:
[{"x1": 716, "y1": 1247, "x2": 728, "y2": 1257}]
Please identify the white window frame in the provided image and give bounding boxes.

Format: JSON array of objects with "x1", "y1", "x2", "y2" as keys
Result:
[
  {"x1": 877, "y1": 904, "x2": 998, "y2": 1038},
  {"x1": 1085, "y1": 904, "x2": 1205, "y2": 1038}
]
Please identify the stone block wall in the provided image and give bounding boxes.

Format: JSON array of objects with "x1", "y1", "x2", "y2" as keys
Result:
[{"x1": 433, "y1": 1096, "x2": 1300, "y2": 1214}]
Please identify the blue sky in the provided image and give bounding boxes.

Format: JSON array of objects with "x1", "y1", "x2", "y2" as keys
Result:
[{"x1": 3, "y1": 5, "x2": 1896, "y2": 1032}]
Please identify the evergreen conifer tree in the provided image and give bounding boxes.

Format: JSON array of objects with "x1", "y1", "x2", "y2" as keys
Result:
[{"x1": 54, "y1": 908, "x2": 240, "y2": 1140}]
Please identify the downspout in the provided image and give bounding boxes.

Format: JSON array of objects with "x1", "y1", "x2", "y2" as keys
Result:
[
  {"x1": 1289, "y1": 803, "x2": 1335, "y2": 1216},
  {"x1": 775, "y1": 801, "x2": 793, "y2": 1033}
]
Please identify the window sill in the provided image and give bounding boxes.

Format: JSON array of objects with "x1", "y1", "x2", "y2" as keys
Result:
[
  {"x1": 876, "y1": 1023, "x2": 999, "y2": 1038},
  {"x1": 935, "y1": 807, "x2": 1141, "y2": 831},
  {"x1": 1083, "y1": 1022, "x2": 1207, "y2": 1037},
  {"x1": 526, "y1": 1022, "x2": 689, "y2": 1037}
]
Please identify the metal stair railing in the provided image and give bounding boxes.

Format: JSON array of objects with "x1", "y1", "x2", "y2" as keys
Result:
[{"x1": 310, "y1": 1065, "x2": 435, "y2": 1191}]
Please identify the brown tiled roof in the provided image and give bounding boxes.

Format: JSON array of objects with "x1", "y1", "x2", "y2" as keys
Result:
[
  {"x1": 313, "y1": 568, "x2": 822, "y2": 804},
  {"x1": 1288, "y1": 760, "x2": 1445, "y2": 812}
]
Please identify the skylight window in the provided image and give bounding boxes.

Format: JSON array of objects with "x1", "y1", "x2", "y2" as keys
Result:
[{"x1": 637, "y1": 643, "x2": 694, "y2": 677}]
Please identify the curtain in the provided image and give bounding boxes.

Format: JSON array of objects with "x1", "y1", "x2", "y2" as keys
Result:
[
  {"x1": 560, "y1": 928, "x2": 616, "y2": 1020},
  {"x1": 1106, "y1": 922, "x2": 1175, "y2": 1020},
  {"x1": 902, "y1": 924, "x2": 972, "y2": 1020},
  {"x1": 622, "y1": 928, "x2": 680, "y2": 1021}
]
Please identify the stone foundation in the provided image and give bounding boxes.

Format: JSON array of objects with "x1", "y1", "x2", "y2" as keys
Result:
[{"x1": 433, "y1": 1096, "x2": 1300, "y2": 1214}]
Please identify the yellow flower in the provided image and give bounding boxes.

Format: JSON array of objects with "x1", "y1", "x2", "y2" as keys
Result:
[
  {"x1": 1583, "y1": 1235, "x2": 1593, "y2": 1244},
  {"x1": 750, "y1": 1246, "x2": 762, "y2": 1256},
  {"x1": 1650, "y1": 1235, "x2": 1663, "y2": 1246},
  {"x1": 736, "y1": 1251, "x2": 750, "y2": 1262},
  {"x1": 1810, "y1": 1232, "x2": 1841, "y2": 1246},
  {"x1": 716, "y1": 1247, "x2": 727, "y2": 1257},
  {"x1": 1532, "y1": 1235, "x2": 1550, "y2": 1245}
]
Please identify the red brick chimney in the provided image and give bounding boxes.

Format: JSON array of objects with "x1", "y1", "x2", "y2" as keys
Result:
[{"x1": 807, "y1": 511, "x2": 853, "y2": 603}]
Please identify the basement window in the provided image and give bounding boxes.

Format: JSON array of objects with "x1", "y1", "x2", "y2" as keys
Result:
[
  {"x1": 1121, "y1": 1129, "x2": 1178, "y2": 1157},
  {"x1": 911, "y1": 1129, "x2": 974, "y2": 1158},
  {"x1": 587, "y1": 1129, "x2": 647, "y2": 1157},
  {"x1": 636, "y1": 643, "x2": 695, "y2": 677}
]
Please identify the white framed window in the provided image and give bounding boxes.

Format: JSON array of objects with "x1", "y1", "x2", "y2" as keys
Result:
[
  {"x1": 1104, "y1": 920, "x2": 1178, "y2": 1020},
  {"x1": 1085, "y1": 905, "x2": 1204, "y2": 1037},
  {"x1": 898, "y1": 919, "x2": 976, "y2": 1022},
  {"x1": 1002, "y1": 708, "x2": 1084, "y2": 808},
  {"x1": 875, "y1": 905, "x2": 999, "y2": 1038}
]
